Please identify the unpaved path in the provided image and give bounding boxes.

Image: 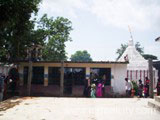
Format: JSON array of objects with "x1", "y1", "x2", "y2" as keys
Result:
[{"x1": 0, "y1": 97, "x2": 159, "y2": 120}]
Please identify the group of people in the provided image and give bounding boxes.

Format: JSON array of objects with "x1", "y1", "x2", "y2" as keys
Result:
[
  {"x1": 0, "y1": 74, "x2": 17, "y2": 101},
  {"x1": 83, "y1": 77, "x2": 105, "y2": 98},
  {"x1": 125, "y1": 77, "x2": 160, "y2": 98}
]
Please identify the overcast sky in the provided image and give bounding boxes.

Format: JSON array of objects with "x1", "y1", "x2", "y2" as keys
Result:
[{"x1": 38, "y1": 0, "x2": 160, "y2": 61}]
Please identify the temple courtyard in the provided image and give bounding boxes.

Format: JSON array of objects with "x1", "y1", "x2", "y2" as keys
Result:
[{"x1": 0, "y1": 97, "x2": 160, "y2": 120}]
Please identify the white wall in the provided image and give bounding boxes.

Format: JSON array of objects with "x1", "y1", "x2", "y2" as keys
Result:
[{"x1": 111, "y1": 64, "x2": 127, "y2": 95}]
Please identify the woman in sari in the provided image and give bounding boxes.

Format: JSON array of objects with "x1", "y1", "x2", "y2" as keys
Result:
[{"x1": 96, "y1": 82, "x2": 102, "y2": 97}]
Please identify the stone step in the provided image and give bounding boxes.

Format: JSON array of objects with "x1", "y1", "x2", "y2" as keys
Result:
[
  {"x1": 155, "y1": 96, "x2": 160, "y2": 103},
  {"x1": 148, "y1": 100, "x2": 160, "y2": 112}
]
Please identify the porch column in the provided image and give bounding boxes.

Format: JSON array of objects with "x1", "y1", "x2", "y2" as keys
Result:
[
  {"x1": 86, "y1": 67, "x2": 90, "y2": 78},
  {"x1": 44, "y1": 66, "x2": 48, "y2": 86},
  {"x1": 148, "y1": 59, "x2": 153, "y2": 98},
  {"x1": 60, "y1": 61, "x2": 64, "y2": 96},
  {"x1": 27, "y1": 59, "x2": 32, "y2": 96},
  {"x1": 19, "y1": 66, "x2": 24, "y2": 86}
]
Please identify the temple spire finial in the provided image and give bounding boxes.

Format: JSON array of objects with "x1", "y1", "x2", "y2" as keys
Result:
[{"x1": 128, "y1": 25, "x2": 134, "y2": 46}]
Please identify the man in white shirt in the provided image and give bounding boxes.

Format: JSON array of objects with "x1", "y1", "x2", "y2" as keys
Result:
[{"x1": 125, "y1": 78, "x2": 132, "y2": 97}]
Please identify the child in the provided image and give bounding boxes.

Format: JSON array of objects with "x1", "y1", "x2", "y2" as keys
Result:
[{"x1": 91, "y1": 84, "x2": 96, "y2": 98}]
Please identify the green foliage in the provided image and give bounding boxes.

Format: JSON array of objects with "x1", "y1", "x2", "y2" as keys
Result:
[
  {"x1": 116, "y1": 42, "x2": 144, "y2": 60},
  {"x1": 142, "y1": 54, "x2": 157, "y2": 60},
  {"x1": 116, "y1": 44, "x2": 128, "y2": 60},
  {"x1": 70, "y1": 50, "x2": 92, "y2": 62},
  {"x1": 0, "y1": 1, "x2": 73, "y2": 62},
  {"x1": 38, "y1": 14, "x2": 73, "y2": 61},
  {"x1": 135, "y1": 42, "x2": 144, "y2": 55},
  {"x1": 131, "y1": 81, "x2": 138, "y2": 95},
  {"x1": 0, "y1": 0, "x2": 41, "y2": 61}
]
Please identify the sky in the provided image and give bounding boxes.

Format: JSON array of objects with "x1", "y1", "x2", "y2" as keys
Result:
[{"x1": 38, "y1": 0, "x2": 160, "y2": 61}]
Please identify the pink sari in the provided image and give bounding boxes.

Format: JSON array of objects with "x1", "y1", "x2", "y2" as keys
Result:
[{"x1": 96, "y1": 83, "x2": 102, "y2": 97}]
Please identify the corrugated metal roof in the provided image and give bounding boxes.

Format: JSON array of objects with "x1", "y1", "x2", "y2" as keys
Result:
[{"x1": 16, "y1": 60, "x2": 128, "y2": 64}]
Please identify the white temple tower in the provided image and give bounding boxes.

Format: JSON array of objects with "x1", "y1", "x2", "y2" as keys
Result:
[{"x1": 117, "y1": 38, "x2": 158, "y2": 87}]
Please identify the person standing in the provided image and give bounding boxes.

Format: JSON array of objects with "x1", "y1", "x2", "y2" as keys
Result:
[
  {"x1": 125, "y1": 78, "x2": 132, "y2": 97},
  {"x1": 156, "y1": 78, "x2": 160, "y2": 96},
  {"x1": 138, "y1": 79, "x2": 143, "y2": 98},
  {"x1": 83, "y1": 78, "x2": 90, "y2": 97},
  {"x1": 102, "y1": 75, "x2": 106, "y2": 97},
  {"x1": 144, "y1": 77, "x2": 149, "y2": 98},
  {"x1": 96, "y1": 81, "x2": 102, "y2": 97},
  {"x1": 0, "y1": 75, "x2": 5, "y2": 101},
  {"x1": 91, "y1": 84, "x2": 96, "y2": 98}
]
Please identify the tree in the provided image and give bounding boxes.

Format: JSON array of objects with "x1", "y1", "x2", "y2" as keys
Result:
[
  {"x1": 38, "y1": 14, "x2": 73, "y2": 61},
  {"x1": 0, "y1": 0, "x2": 41, "y2": 61},
  {"x1": 116, "y1": 44, "x2": 128, "y2": 60},
  {"x1": 142, "y1": 54, "x2": 157, "y2": 60},
  {"x1": 116, "y1": 42, "x2": 144, "y2": 60},
  {"x1": 0, "y1": 1, "x2": 73, "y2": 62},
  {"x1": 70, "y1": 50, "x2": 92, "y2": 62},
  {"x1": 135, "y1": 42, "x2": 144, "y2": 54}
]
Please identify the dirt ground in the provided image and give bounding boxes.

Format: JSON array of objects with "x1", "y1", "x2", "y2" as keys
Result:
[{"x1": 0, "y1": 97, "x2": 160, "y2": 120}]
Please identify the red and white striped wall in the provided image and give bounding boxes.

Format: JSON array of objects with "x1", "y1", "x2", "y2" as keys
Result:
[{"x1": 126, "y1": 70, "x2": 158, "y2": 88}]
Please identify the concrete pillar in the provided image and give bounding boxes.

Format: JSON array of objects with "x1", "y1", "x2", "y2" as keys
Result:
[
  {"x1": 44, "y1": 66, "x2": 48, "y2": 86},
  {"x1": 85, "y1": 67, "x2": 90, "y2": 86},
  {"x1": 27, "y1": 60, "x2": 32, "y2": 96},
  {"x1": 60, "y1": 61, "x2": 64, "y2": 96},
  {"x1": 149, "y1": 59, "x2": 154, "y2": 98},
  {"x1": 19, "y1": 66, "x2": 24, "y2": 86},
  {"x1": 86, "y1": 67, "x2": 90, "y2": 79}
]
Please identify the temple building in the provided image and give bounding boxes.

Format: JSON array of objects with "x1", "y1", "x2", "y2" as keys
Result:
[
  {"x1": 118, "y1": 38, "x2": 158, "y2": 87},
  {"x1": 17, "y1": 61, "x2": 128, "y2": 97}
]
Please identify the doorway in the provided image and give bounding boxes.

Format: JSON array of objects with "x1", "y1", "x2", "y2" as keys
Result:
[
  {"x1": 90, "y1": 68, "x2": 111, "y2": 85},
  {"x1": 63, "y1": 68, "x2": 85, "y2": 95}
]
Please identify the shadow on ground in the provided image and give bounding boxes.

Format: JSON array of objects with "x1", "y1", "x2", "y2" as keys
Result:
[{"x1": 0, "y1": 97, "x2": 35, "y2": 112}]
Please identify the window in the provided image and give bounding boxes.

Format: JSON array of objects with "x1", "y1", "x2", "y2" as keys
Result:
[
  {"x1": 32, "y1": 67, "x2": 44, "y2": 84},
  {"x1": 48, "y1": 67, "x2": 60, "y2": 85},
  {"x1": 72, "y1": 68, "x2": 85, "y2": 85},
  {"x1": 23, "y1": 67, "x2": 28, "y2": 85},
  {"x1": 64, "y1": 68, "x2": 85, "y2": 86}
]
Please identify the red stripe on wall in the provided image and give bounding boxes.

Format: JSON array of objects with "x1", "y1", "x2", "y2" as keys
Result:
[
  {"x1": 144, "y1": 70, "x2": 145, "y2": 82},
  {"x1": 153, "y1": 70, "x2": 155, "y2": 88},
  {"x1": 127, "y1": 70, "x2": 129, "y2": 78},
  {"x1": 147, "y1": 70, "x2": 149, "y2": 77},
  {"x1": 130, "y1": 70, "x2": 132, "y2": 80},
  {"x1": 140, "y1": 70, "x2": 142, "y2": 80},
  {"x1": 136, "y1": 70, "x2": 137, "y2": 79}
]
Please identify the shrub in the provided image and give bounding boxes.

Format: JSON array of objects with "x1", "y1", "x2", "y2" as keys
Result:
[{"x1": 131, "y1": 81, "x2": 138, "y2": 96}]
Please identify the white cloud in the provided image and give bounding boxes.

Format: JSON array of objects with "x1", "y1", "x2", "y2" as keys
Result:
[
  {"x1": 39, "y1": 0, "x2": 88, "y2": 18},
  {"x1": 90, "y1": 0, "x2": 160, "y2": 31},
  {"x1": 39, "y1": 0, "x2": 160, "y2": 30}
]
